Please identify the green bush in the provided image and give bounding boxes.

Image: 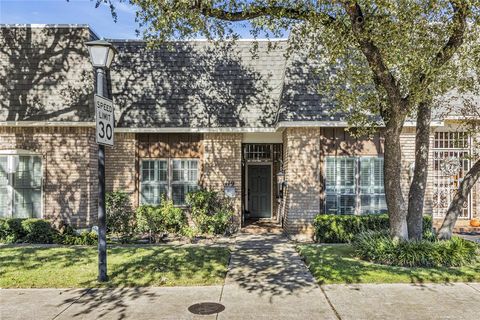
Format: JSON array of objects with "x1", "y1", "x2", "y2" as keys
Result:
[
  {"x1": 0, "y1": 218, "x2": 26, "y2": 243},
  {"x1": 60, "y1": 231, "x2": 98, "y2": 246},
  {"x1": 21, "y1": 219, "x2": 55, "y2": 244},
  {"x1": 186, "y1": 189, "x2": 234, "y2": 235},
  {"x1": 353, "y1": 231, "x2": 479, "y2": 267},
  {"x1": 106, "y1": 191, "x2": 135, "y2": 242},
  {"x1": 136, "y1": 197, "x2": 186, "y2": 241},
  {"x1": 0, "y1": 218, "x2": 98, "y2": 245},
  {"x1": 314, "y1": 214, "x2": 433, "y2": 243}
]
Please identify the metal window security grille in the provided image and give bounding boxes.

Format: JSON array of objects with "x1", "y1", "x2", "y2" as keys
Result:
[
  {"x1": 325, "y1": 156, "x2": 387, "y2": 215},
  {"x1": 244, "y1": 144, "x2": 273, "y2": 161},
  {"x1": 0, "y1": 155, "x2": 42, "y2": 218},
  {"x1": 433, "y1": 132, "x2": 471, "y2": 219},
  {"x1": 140, "y1": 159, "x2": 198, "y2": 206}
]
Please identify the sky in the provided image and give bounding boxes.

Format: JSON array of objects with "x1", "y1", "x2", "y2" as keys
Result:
[{"x1": 0, "y1": 0, "x2": 277, "y2": 40}]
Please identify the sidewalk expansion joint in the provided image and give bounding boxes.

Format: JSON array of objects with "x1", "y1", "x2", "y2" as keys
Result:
[
  {"x1": 319, "y1": 286, "x2": 342, "y2": 320},
  {"x1": 51, "y1": 288, "x2": 92, "y2": 320},
  {"x1": 466, "y1": 283, "x2": 480, "y2": 293}
]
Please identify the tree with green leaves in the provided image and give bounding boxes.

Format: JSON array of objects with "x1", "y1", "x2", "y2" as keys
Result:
[{"x1": 98, "y1": 0, "x2": 480, "y2": 240}]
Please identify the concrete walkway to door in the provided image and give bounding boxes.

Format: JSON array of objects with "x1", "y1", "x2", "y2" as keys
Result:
[{"x1": 216, "y1": 225, "x2": 337, "y2": 319}]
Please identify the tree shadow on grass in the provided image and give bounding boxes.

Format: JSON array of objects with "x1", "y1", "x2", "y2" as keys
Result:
[
  {"x1": 298, "y1": 244, "x2": 480, "y2": 285},
  {"x1": 0, "y1": 245, "x2": 229, "y2": 287},
  {"x1": 103, "y1": 245, "x2": 229, "y2": 287}
]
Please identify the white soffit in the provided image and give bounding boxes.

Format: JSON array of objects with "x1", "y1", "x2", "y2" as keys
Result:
[{"x1": 242, "y1": 132, "x2": 283, "y2": 143}]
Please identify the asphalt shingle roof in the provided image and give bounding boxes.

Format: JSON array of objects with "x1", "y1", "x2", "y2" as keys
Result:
[{"x1": 110, "y1": 40, "x2": 288, "y2": 128}]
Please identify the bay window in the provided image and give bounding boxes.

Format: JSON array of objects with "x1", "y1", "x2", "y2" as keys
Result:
[
  {"x1": 140, "y1": 159, "x2": 198, "y2": 206},
  {"x1": 325, "y1": 156, "x2": 386, "y2": 215}
]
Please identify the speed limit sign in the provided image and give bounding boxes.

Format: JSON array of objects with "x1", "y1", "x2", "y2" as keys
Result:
[{"x1": 94, "y1": 94, "x2": 114, "y2": 146}]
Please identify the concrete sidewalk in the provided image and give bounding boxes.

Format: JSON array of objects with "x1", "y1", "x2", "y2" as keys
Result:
[
  {"x1": 1, "y1": 232, "x2": 480, "y2": 319},
  {"x1": 2, "y1": 283, "x2": 480, "y2": 320}
]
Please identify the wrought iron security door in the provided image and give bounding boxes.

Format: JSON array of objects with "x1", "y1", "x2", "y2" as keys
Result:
[{"x1": 432, "y1": 132, "x2": 471, "y2": 219}]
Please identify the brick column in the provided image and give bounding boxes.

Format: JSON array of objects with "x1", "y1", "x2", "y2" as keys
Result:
[
  {"x1": 105, "y1": 132, "x2": 137, "y2": 207},
  {"x1": 282, "y1": 128, "x2": 321, "y2": 240},
  {"x1": 202, "y1": 133, "x2": 242, "y2": 228}
]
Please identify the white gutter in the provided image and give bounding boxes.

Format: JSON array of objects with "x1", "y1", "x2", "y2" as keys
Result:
[
  {"x1": 404, "y1": 120, "x2": 444, "y2": 127},
  {"x1": 0, "y1": 121, "x2": 95, "y2": 127},
  {"x1": 0, "y1": 119, "x2": 447, "y2": 132},
  {"x1": 114, "y1": 127, "x2": 277, "y2": 133},
  {"x1": 275, "y1": 120, "x2": 350, "y2": 128}
]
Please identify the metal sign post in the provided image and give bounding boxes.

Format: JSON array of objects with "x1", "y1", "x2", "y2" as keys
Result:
[
  {"x1": 95, "y1": 68, "x2": 114, "y2": 282},
  {"x1": 86, "y1": 39, "x2": 117, "y2": 283}
]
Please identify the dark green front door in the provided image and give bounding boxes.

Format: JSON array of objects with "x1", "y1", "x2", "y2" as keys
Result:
[{"x1": 247, "y1": 165, "x2": 271, "y2": 218}]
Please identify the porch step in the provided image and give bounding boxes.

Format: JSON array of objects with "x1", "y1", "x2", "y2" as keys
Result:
[
  {"x1": 433, "y1": 220, "x2": 480, "y2": 234},
  {"x1": 433, "y1": 226, "x2": 480, "y2": 234},
  {"x1": 452, "y1": 227, "x2": 480, "y2": 234},
  {"x1": 241, "y1": 220, "x2": 283, "y2": 235}
]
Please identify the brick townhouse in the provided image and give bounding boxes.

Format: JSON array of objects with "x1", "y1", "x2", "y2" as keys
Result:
[{"x1": 0, "y1": 25, "x2": 478, "y2": 239}]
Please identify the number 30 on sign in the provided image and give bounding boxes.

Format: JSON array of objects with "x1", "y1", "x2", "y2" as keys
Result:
[{"x1": 95, "y1": 94, "x2": 115, "y2": 146}]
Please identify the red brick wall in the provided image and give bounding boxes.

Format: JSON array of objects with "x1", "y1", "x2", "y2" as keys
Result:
[{"x1": 0, "y1": 126, "x2": 97, "y2": 227}]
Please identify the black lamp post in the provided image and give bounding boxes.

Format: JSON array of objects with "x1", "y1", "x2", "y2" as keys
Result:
[{"x1": 85, "y1": 39, "x2": 117, "y2": 282}]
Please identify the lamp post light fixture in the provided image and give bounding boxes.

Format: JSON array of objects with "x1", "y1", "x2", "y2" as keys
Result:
[
  {"x1": 276, "y1": 170, "x2": 286, "y2": 199},
  {"x1": 86, "y1": 39, "x2": 117, "y2": 282}
]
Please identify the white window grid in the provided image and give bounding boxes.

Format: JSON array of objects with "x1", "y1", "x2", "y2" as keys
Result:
[
  {"x1": 140, "y1": 158, "x2": 199, "y2": 206},
  {"x1": 325, "y1": 156, "x2": 386, "y2": 215},
  {"x1": 0, "y1": 155, "x2": 43, "y2": 219}
]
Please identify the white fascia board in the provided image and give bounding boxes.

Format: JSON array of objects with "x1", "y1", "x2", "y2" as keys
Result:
[
  {"x1": 275, "y1": 121, "x2": 350, "y2": 128},
  {"x1": 114, "y1": 127, "x2": 277, "y2": 133},
  {"x1": 442, "y1": 116, "x2": 480, "y2": 120},
  {"x1": 0, "y1": 121, "x2": 95, "y2": 127},
  {"x1": 404, "y1": 120, "x2": 445, "y2": 127}
]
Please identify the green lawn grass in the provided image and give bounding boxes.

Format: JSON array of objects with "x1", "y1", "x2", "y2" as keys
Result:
[
  {"x1": 0, "y1": 245, "x2": 230, "y2": 288},
  {"x1": 298, "y1": 244, "x2": 480, "y2": 284}
]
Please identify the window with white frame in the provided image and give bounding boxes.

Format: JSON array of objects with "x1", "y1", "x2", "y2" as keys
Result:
[
  {"x1": 140, "y1": 160, "x2": 168, "y2": 205},
  {"x1": 0, "y1": 154, "x2": 42, "y2": 218},
  {"x1": 325, "y1": 156, "x2": 386, "y2": 215},
  {"x1": 140, "y1": 159, "x2": 198, "y2": 206},
  {"x1": 172, "y1": 159, "x2": 198, "y2": 205}
]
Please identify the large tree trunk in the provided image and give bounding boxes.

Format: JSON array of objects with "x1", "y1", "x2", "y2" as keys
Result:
[
  {"x1": 437, "y1": 158, "x2": 480, "y2": 240},
  {"x1": 407, "y1": 102, "x2": 432, "y2": 240},
  {"x1": 384, "y1": 121, "x2": 409, "y2": 240}
]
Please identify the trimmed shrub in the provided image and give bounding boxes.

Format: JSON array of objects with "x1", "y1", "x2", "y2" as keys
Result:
[
  {"x1": 60, "y1": 231, "x2": 98, "y2": 246},
  {"x1": 353, "y1": 230, "x2": 479, "y2": 267},
  {"x1": 0, "y1": 218, "x2": 26, "y2": 243},
  {"x1": 0, "y1": 218, "x2": 98, "y2": 245},
  {"x1": 21, "y1": 219, "x2": 55, "y2": 244},
  {"x1": 314, "y1": 214, "x2": 433, "y2": 243},
  {"x1": 186, "y1": 189, "x2": 234, "y2": 235},
  {"x1": 136, "y1": 197, "x2": 186, "y2": 241},
  {"x1": 106, "y1": 191, "x2": 135, "y2": 242}
]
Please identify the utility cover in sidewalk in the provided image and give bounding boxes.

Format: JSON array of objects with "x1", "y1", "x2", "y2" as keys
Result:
[{"x1": 188, "y1": 302, "x2": 225, "y2": 315}]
